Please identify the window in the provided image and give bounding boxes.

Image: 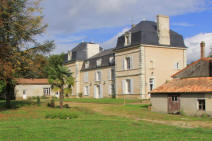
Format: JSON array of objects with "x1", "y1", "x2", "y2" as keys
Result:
[
  {"x1": 85, "y1": 61, "x2": 89, "y2": 69},
  {"x1": 84, "y1": 72, "x2": 88, "y2": 82},
  {"x1": 123, "y1": 57, "x2": 132, "y2": 70},
  {"x1": 175, "y1": 62, "x2": 180, "y2": 70},
  {"x1": 109, "y1": 56, "x2": 114, "y2": 64},
  {"x1": 84, "y1": 86, "x2": 89, "y2": 96},
  {"x1": 126, "y1": 79, "x2": 131, "y2": 94},
  {"x1": 149, "y1": 78, "x2": 155, "y2": 91},
  {"x1": 96, "y1": 59, "x2": 102, "y2": 67},
  {"x1": 23, "y1": 90, "x2": 26, "y2": 95},
  {"x1": 95, "y1": 71, "x2": 101, "y2": 81},
  {"x1": 172, "y1": 96, "x2": 178, "y2": 102},
  {"x1": 43, "y1": 88, "x2": 50, "y2": 96},
  {"x1": 108, "y1": 69, "x2": 115, "y2": 80},
  {"x1": 198, "y1": 99, "x2": 205, "y2": 111},
  {"x1": 125, "y1": 33, "x2": 131, "y2": 46}
]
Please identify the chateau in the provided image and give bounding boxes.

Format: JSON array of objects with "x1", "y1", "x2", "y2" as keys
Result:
[{"x1": 64, "y1": 15, "x2": 187, "y2": 99}]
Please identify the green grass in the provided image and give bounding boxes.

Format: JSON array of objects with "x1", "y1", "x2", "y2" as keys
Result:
[
  {"x1": 1, "y1": 100, "x2": 212, "y2": 140},
  {"x1": 64, "y1": 98, "x2": 142, "y2": 104}
]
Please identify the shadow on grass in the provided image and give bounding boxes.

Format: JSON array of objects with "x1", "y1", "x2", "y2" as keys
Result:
[{"x1": 0, "y1": 100, "x2": 36, "y2": 111}]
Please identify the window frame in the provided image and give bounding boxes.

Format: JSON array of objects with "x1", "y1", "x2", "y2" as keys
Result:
[{"x1": 198, "y1": 99, "x2": 206, "y2": 111}]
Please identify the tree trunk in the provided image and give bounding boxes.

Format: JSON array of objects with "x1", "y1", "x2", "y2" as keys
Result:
[
  {"x1": 5, "y1": 82, "x2": 11, "y2": 108},
  {"x1": 59, "y1": 88, "x2": 64, "y2": 109}
]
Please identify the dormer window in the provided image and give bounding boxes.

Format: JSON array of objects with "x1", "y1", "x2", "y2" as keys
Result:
[
  {"x1": 109, "y1": 56, "x2": 114, "y2": 64},
  {"x1": 85, "y1": 61, "x2": 89, "y2": 69},
  {"x1": 96, "y1": 59, "x2": 102, "y2": 67},
  {"x1": 125, "y1": 33, "x2": 131, "y2": 46}
]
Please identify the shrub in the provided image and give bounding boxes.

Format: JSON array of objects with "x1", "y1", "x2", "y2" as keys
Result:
[
  {"x1": 78, "y1": 93, "x2": 83, "y2": 98},
  {"x1": 45, "y1": 112, "x2": 78, "y2": 119},
  {"x1": 36, "y1": 96, "x2": 41, "y2": 106},
  {"x1": 47, "y1": 98, "x2": 55, "y2": 108}
]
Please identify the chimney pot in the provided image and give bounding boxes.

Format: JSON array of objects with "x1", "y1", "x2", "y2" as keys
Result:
[{"x1": 200, "y1": 41, "x2": 205, "y2": 59}]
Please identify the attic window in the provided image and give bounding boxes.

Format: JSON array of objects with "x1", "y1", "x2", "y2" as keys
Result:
[
  {"x1": 85, "y1": 61, "x2": 89, "y2": 69},
  {"x1": 125, "y1": 33, "x2": 131, "y2": 46},
  {"x1": 109, "y1": 56, "x2": 114, "y2": 64},
  {"x1": 96, "y1": 59, "x2": 102, "y2": 67}
]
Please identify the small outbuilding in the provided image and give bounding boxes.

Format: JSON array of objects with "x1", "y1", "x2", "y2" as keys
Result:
[
  {"x1": 15, "y1": 78, "x2": 58, "y2": 99},
  {"x1": 151, "y1": 41, "x2": 212, "y2": 116}
]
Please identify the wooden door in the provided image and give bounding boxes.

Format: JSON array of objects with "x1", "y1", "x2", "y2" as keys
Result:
[{"x1": 168, "y1": 94, "x2": 180, "y2": 114}]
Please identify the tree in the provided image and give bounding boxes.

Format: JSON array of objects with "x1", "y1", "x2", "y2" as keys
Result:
[
  {"x1": 0, "y1": 0, "x2": 54, "y2": 107},
  {"x1": 47, "y1": 54, "x2": 74, "y2": 109}
]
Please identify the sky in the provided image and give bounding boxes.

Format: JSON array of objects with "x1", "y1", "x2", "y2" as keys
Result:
[{"x1": 39, "y1": 0, "x2": 212, "y2": 63}]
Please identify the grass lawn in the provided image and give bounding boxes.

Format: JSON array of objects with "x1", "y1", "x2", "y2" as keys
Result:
[
  {"x1": 0, "y1": 100, "x2": 212, "y2": 141},
  {"x1": 64, "y1": 98, "x2": 143, "y2": 104}
]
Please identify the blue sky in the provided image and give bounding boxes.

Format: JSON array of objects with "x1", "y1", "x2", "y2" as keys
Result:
[{"x1": 40, "y1": 0, "x2": 212, "y2": 62}]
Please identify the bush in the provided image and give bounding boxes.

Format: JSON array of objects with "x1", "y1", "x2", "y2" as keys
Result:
[
  {"x1": 78, "y1": 93, "x2": 83, "y2": 98},
  {"x1": 45, "y1": 112, "x2": 78, "y2": 119},
  {"x1": 36, "y1": 96, "x2": 41, "y2": 106},
  {"x1": 47, "y1": 98, "x2": 55, "y2": 108}
]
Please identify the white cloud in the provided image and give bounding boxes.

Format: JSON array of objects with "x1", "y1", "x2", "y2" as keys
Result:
[
  {"x1": 185, "y1": 33, "x2": 212, "y2": 63},
  {"x1": 42, "y1": 0, "x2": 206, "y2": 34},
  {"x1": 101, "y1": 27, "x2": 130, "y2": 49}
]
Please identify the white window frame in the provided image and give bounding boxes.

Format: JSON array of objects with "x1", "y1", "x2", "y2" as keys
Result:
[
  {"x1": 84, "y1": 86, "x2": 89, "y2": 96},
  {"x1": 96, "y1": 59, "x2": 102, "y2": 67},
  {"x1": 95, "y1": 71, "x2": 101, "y2": 81},
  {"x1": 109, "y1": 56, "x2": 114, "y2": 64},
  {"x1": 125, "y1": 33, "x2": 131, "y2": 46},
  {"x1": 122, "y1": 79, "x2": 133, "y2": 94},
  {"x1": 84, "y1": 72, "x2": 88, "y2": 82},
  {"x1": 43, "y1": 88, "x2": 50, "y2": 96},
  {"x1": 149, "y1": 78, "x2": 155, "y2": 91},
  {"x1": 123, "y1": 56, "x2": 133, "y2": 70},
  {"x1": 175, "y1": 62, "x2": 181, "y2": 70},
  {"x1": 85, "y1": 61, "x2": 89, "y2": 69}
]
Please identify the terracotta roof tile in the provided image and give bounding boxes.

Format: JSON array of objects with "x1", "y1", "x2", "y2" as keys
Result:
[
  {"x1": 151, "y1": 77, "x2": 212, "y2": 94},
  {"x1": 16, "y1": 78, "x2": 49, "y2": 85}
]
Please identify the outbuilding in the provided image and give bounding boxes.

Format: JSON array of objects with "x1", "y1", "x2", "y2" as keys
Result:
[{"x1": 151, "y1": 41, "x2": 212, "y2": 116}]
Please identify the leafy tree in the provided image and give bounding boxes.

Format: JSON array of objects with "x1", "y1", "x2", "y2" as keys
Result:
[
  {"x1": 0, "y1": 0, "x2": 54, "y2": 107},
  {"x1": 47, "y1": 55, "x2": 74, "y2": 109}
]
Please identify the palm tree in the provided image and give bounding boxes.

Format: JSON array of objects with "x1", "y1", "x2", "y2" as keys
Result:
[{"x1": 48, "y1": 65, "x2": 74, "y2": 108}]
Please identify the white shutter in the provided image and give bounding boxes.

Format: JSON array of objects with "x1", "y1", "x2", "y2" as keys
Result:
[
  {"x1": 108, "y1": 70, "x2": 111, "y2": 80},
  {"x1": 100, "y1": 85, "x2": 103, "y2": 98},
  {"x1": 130, "y1": 56, "x2": 133, "y2": 69},
  {"x1": 122, "y1": 80, "x2": 125, "y2": 94},
  {"x1": 108, "y1": 85, "x2": 111, "y2": 95},
  {"x1": 99, "y1": 71, "x2": 102, "y2": 81},
  {"x1": 94, "y1": 85, "x2": 96, "y2": 98},
  {"x1": 130, "y1": 79, "x2": 133, "y2": 94},
  {"x1": 88, "y1": 86, "x2": 90, "y2": 96}
]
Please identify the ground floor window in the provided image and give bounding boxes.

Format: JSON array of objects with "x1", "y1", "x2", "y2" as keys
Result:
[
  {"x1": 43, "y1": 88, "x2": 50, "y2": 96},
  {"x1": 198, "y1": 99, "x2": 205, "y2": 111},
  {"x1": 172, "y1": 96, "x2": 178, "y2": 102},
  {"x1": 122, "y1": 79, "x2": 133, "y2": 94},
  {"x1": 84, "y1": 86, "x2": 89, "y2": 96}
]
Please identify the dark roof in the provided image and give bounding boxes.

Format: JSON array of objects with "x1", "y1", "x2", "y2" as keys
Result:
[
  {"x1": 116, "y1": 21, "x2": 186, "y2": 50},
  {"x1": 151, "y1": 77, "x2": 212, "y2": 94},
  {"x1": 81, "y1": 48, "x2": 115, "y2": 71},
  {"x1": 172, "y1": 58, "x2": 212, "y2": 79}
]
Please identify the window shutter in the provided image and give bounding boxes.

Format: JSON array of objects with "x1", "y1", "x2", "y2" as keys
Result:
[
  {"x1": 100, "y1": 85, "x2": 103, "y2": 98},
  {"x1": 130, "y1": 56, "x2": 133, "y2": 69},
  {"x1": 108, "y1": 70, "x2": 111, "y2": 80},
  {"x1": 88, "y1": 86, "x2": 90, "y2": 96},
  {"x1": 108, "y1": 85, "x2": 111, "y2": 95},
  {"x1": 130, "y1": 79, "x2": 133, "y2": 94},
  {"x1": 94, "y1": 85, "x2": 96, "y2": 98},
  {"x1": 122, "y1": 80, "x2": 125, "y2": 94}
]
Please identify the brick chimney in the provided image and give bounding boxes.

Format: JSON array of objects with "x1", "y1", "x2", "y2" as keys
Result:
[
  {"x1": 200, "y1": 41, "x2": 205, "y2": 59},
  {"x1": 157, "y1": 14, "x2": 170, "y2": 45}
]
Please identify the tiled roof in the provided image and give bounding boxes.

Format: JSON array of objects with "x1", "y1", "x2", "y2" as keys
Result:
[
  {"x1": 151, "y1": 77, "x2": 212, "y2": 94},
  {"x1": 116, "y1": 21, "x2": 186, "y2": 50},
  {"x1": 16, "y1": 78, "x2": 49, "y2": 85}
]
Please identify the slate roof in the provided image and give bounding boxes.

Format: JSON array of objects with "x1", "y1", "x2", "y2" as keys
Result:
[
  {"x1": 16, "y1": 78, "x2": 49, "y2": 85},
  {"x1": 81, "y1": 48, "x2": 115, "y2": 71},
  {"x1": 116, "y1": 21, "x2": 186, "y2": 50},
  {"x1": 172, "y1": 58, "x2": 212, "y2": 78},
  {"x1": 151, "y1": 77, "x2": 212, "y2": 94}
]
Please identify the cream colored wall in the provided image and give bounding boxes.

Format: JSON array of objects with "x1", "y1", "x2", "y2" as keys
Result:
[
  {"x1": 86, "y1": 43, "x2": 100, "y2": 58},
  {"x1": 144, "y1": 45, "x2": 187, "y2": 98},
  {"x1": 80, "y1": 67, "x2": 115, "y2": 98},
  {"x1": 151, "y1": 94, "x2": 168, "y2": 113},
  {"x1": 15, "y1": 84, "x2": 57, "y2": 99},
  {"x1": 115, "y1": 47, "x2": 142, "y2": 98},
  {"x1": 157, "y1": 15, "x2": 170, "y2": 45},
  {"x1": 65, "y1": 61, "x2": 83, "y2": 97}
]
